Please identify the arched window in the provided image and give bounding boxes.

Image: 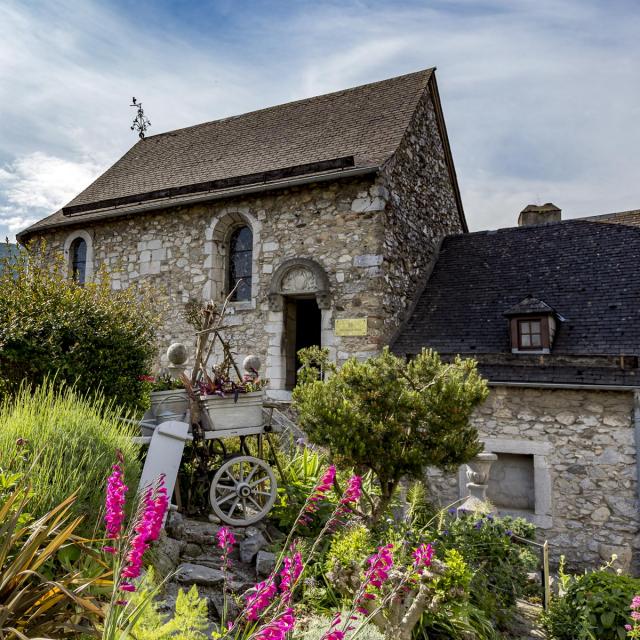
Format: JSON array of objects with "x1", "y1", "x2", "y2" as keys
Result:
[
  {"x1": 70, "y1": 237, "x2": 87, "y2": 285},
  {"x1": 228, "y1": 226, "x2": 252, "y2": 301}
]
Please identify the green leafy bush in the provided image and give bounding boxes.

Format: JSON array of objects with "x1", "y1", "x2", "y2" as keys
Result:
[
  {"x1": 0, "y1": 470, "x2": 104, "y2": 638},
  {"x1": 433, "y1": 509, "x2": 537, "y2": 628},
  {"x1": 0, "y1": 248, "x2": 159, "y2": 412},
  {"x1": 293, "y1": 347, "x2": 488, "y2": 521},
  {"x1": 0, "y1": 382, "x2": 140, "y2": 532},
  {"x1": 271, "y1": 442, "x2": 334, "y2": 533},
  {"x1": 325, "y1": 523, "x2": 373, "y2": 573},
  {"x1": 127, "y1": 569, "x2": 209, "y2": 640},
  {"x1": 542, "y1": 567, "x2": 640, "y2": 640}
]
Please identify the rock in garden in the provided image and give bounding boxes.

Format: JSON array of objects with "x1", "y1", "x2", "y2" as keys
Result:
[
  {"x1": 239, "y1": 532, "x2": 268, "y2": 564},
  {"x1": 182, "y1": 520, "x2": 221, "y2": 546},
  {"x1": 256, "y1": 550, "x2": 277, "y2": 577},
  {"x1": 165, "y1": 510, "x2": 185, "y2": 539},
  {"x1": 154, "y1": 534, "x2": 184, "y2": 576},
  {"x1": 175, "y1": 563, "x2": 225, "y2": 586}
]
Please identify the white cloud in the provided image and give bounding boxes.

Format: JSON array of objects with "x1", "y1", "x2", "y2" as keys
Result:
[
  {"x1": 0, "y1": 0, "x2": 639, "y2": 243},
  {"x1": 0, "y1": 152, "x2": 102, "y2": 212}
]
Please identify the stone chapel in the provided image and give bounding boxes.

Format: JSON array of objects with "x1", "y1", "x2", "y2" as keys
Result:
[{"x1": 18, "y1": 68, "x2": 464, "y2": 399}]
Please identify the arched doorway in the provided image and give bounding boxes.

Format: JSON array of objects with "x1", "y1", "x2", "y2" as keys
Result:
[{"x1": 267, "y1": 259, "x2": 332, "y2": 394}]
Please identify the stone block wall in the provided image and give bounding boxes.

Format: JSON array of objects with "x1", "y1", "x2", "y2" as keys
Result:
[
  {"x1": 427, "y1": 385, "x2": 640, "y2": 571},
  {"x1": 33, "y1": 175, "x2": 394, "y2": 389},
  {"x1": 380, "y1": 84, "x2": 464, "y2": 338}
]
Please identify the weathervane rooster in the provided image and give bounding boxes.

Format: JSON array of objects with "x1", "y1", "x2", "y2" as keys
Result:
[{"x1": 130, "y1": 97, "x2": 151, "y2": 139}]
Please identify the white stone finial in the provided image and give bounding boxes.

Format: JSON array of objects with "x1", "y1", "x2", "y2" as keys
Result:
[{"x1": 167, "y1": 343, "x2": 188, "y2": 366}]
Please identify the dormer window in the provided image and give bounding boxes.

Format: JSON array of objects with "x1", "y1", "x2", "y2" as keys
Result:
[
  {"x1": 504, "y1": 296, "x2": 561, "y2": 354},
  {"x1": 517, "y1": 318, "x2": 543, "y2": 350}
]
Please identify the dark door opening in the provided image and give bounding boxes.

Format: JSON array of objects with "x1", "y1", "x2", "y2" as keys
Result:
[{"x1": 284, "y1": 297, "x2": 322, "y2": 390}]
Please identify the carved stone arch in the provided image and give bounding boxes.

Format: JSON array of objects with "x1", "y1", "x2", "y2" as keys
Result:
[
  {"x1": 268, "y1": 258, "x2": 331, "y2": 311},
  {"x1": 63, "y1": 229, "x2": 94, "y2": 282},
  {"x1": 204, "y1": 210, "x2": 261, "y2": 302}
]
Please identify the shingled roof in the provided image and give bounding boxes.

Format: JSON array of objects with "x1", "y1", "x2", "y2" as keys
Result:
[
  {"x1": 20, "y1": 68, "x2": 442, "y2": 237},
  {"x1": 391, "y1": 219, "x2": 640, "y2": 387}
]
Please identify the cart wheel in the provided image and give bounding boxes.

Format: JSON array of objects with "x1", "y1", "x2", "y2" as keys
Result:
[{"x1": 210, "y1": 455, "x2": 277, "y2": 526}]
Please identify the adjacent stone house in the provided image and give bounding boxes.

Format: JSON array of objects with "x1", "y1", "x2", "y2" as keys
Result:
[
  {"x1": 18, "y1": 68, "x2": 465, "y2": 399},
  {"x1": 392, "y1": 205, "x2": 640, "y2": 570}
]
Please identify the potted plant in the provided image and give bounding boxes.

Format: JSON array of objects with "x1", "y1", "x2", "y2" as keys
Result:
[
  {"x1": 183, "y1": 292, "x2": 268, "y2": 432},
  {"x1": 198, "y1": 367, "x2": 267, "y2": 431},
  {"x1": 141, "y1": 373, "x2": 190, "y2": 424}
]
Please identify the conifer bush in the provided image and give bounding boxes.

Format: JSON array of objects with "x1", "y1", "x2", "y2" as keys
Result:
[
  {"x1": 293, "y1": 347, "x2": 489, "y2": 520},
  {"x1": 0, "y1": 246, "x2": 159, "y2": 412}
]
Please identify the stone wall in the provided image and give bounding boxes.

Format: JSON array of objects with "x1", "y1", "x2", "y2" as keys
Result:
[
  {"x1": 33, "y1": 175, "x2": 393, "y2": 389},
  {"x1": 427, "y1": 385, "x2": 639, "y2": 571},
  {"x1": 379, "y1": 84, "x2": 464, "y2": 338}
]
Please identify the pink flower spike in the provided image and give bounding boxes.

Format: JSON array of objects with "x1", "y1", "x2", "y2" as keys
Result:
[
  {"x1": 255, "y1": 607, "x2": 295, "y2": 640},
  {"x1": 216, "y1": 527, "x2": 236, "y2": 552},
  {"x1": 340, "y1": 475, "x2": 362, "y2": 505},
  {"x1": 104, "y1": 461, "x2": 128, "y2": 539},
  {"x1": 279, "y1": 551, "x2": 304, "y2": 597},
  {"x1": 245, "y1": 579, "x2": 278, "y2": 621},
  {"x1": 412, "y1": 543, "x2": 434, "y2": 572},
  {"x1": 102, "y1": 545, "x2": 117, "y2": 554},
  {"x1": 119, "y1": 583, "x2": 136, "y2": 592},
  {"x1": 298, "y1": 465, "x2": 336, "y2": 524}
]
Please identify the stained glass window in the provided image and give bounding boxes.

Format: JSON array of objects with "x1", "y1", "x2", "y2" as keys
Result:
[
  {"x1": 70, "y1": 237, "x2": 87, "y2": 285},
  {"x1": 228, "y1": 226, "x2": 252, "y2": 301}
]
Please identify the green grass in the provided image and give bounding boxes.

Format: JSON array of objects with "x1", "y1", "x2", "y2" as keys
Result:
[{"x1": 0, "y1": 380, "x2": 141, "y2": 535}]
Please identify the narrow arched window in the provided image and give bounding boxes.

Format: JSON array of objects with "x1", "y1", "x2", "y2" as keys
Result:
[
  {"x1": 70, "y1": 237, "x2": 87, "y2": 285},
  {"x1": 228, "y1": 226, "x2": 252, "y2": 301}
]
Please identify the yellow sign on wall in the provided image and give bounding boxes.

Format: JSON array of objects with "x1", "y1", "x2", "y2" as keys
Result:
[{"x1": 335, "y1": 318, "x2": 368, "y2": 337}]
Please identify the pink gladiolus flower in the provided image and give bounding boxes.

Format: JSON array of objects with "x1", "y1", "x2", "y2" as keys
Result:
[
  {"x1": 412, "y1": 543, "x2": 434, "y2": 573},
  {"x1": 119, "y1": 583, "x2": 136, "y2": 592},
  {"x1": 255, "y1": 607, "x2": 295, "y2": 640},
  {"x1": 320, "y1": 613, "x2": 345, "y2": 640},
  {"x1": 217, "y1": 527, "x2": 236, "y2": 552},
  {"x1": 104, "y1": 460, "x2": 128, "y2": 539},
  {"x1": 102, "y1": 545, "x2": 117, "y2": 554},
  {"x1": 245, "y1": 579, "x2": 278, "y2": 621},
  {"x1": 340, "y1": 475, "x2": 362, "y2": 505},
  {"x1": 279, "y1": 551, "x2": 304, "y2": 598},
  {"x1": 120, "y1": 478, "x2": 169, "y2": 582},
  {"x1": 299, "y1": 465, "x2": 336, "y2": 524}
]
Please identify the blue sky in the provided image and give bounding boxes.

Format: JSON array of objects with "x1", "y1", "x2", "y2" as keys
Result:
[{"x1": 1, "y1": 0, "x2": 639, "y2": 241}]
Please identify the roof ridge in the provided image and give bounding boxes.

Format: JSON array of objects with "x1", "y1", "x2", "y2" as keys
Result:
[{"x1": 141, "y1": 67, "x2": 434, "y2": 141}]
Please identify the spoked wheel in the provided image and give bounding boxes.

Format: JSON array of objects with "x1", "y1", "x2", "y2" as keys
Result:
[{"x1": 210, "y1": 455, "x2": 277, "y2": 526}]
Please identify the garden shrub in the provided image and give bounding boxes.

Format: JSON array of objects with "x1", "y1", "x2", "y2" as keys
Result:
[
  {"x1": 0, "y1": 247, "x2": 159, "y2": 413},
  {"x1": 433, "y1": 509, "x2": 538, "y2": 628},
  {"x1": 542, "y1": 566, "x2": 640, "y2": 640},
  {"x1": 0, "y1": 381, "x2": 140, "y2": 533},
  {"x1": 293, "y1": 347, "x2": 488, "y2": 521},
  {"x1": 325, "y1": 523, "x2": 373, "y2": 573}
]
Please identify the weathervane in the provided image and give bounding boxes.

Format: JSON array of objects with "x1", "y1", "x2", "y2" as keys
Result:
[{"x1": 130, "y1": 97, "x2": 151, "y2": 139}]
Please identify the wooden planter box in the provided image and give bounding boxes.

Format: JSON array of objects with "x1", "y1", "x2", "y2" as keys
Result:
[{"x1": 200, "y1": 391, "x2": 264, "y2": 431}]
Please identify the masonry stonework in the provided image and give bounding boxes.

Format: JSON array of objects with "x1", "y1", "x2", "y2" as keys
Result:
[
  {"x1": 380, "y1": 85, "x2": 464, "y2": 336},
  {"x1": 427, "y1": 385, "x2": 640, "y2": 571},
  {"x1": 31, "y1": 86, "x2": 463, "y2": 396}
]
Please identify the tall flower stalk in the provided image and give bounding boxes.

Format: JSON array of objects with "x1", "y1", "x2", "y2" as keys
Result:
[{"x1": 100, "y1": 456, "x2": 170, "y2": 640}]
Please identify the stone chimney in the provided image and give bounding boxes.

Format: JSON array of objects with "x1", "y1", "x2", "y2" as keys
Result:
[{"x1": 518, "y1": 203, "x2": 561, "y2": 226}]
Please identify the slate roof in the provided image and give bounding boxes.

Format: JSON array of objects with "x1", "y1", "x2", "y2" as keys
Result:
[
  {"x1": 503, "y1": 296, "x2": 556, "y2": 317},
  {"x1": 20, "y1": 69, "x2": 436, "y2": 237},
  {"x1": 392, "y1": 219, "x2": 640, "y2": 387}
]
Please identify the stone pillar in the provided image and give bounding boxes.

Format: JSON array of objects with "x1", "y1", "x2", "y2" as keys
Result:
[{"x1": 459, "y1": 452, "x2": 498, "y2": 512}]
